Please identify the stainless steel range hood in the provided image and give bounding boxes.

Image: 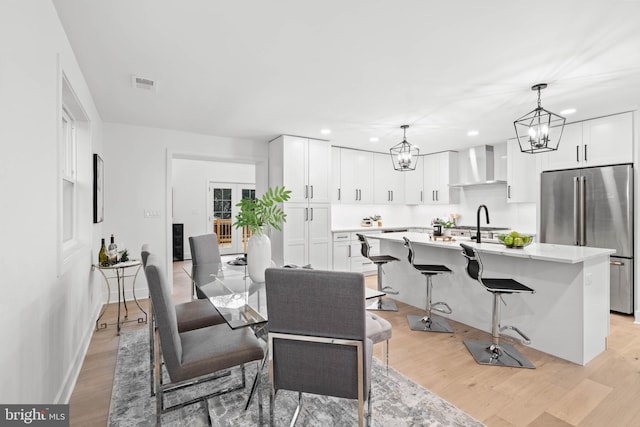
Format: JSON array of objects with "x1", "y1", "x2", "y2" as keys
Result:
[{"x1": 449, "y1": 144, "x2": 506, "y2": 187}]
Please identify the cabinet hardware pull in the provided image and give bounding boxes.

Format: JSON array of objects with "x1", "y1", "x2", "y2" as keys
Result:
[
  {"x1": 420, "y1": 190, "x2": 423, "y2": 202},
  {"x1": 305, "y1": 185, "x2": 308, "y2": 199},
  {"x1": 391, "y1": 191, "x2": 393, "y2": 201},
  {"x1": 576, "y1": 145, "x2": 579, "y2": 162},
  {"x1": 310, "y1": 185, "x2": 314, "y2": 199},
  {"x1": 355, "y1": 189, "x2": 358, "y2": 201},
  {"x1": 348, "y1": 246, "x2": 351, "y2": 257},
  {"x1": 435, "y1": 190, "x2": 438, "y2": 201},
  {"x1": 305, "y1": 208, "x2": 308, "y2": 221},
  {"x1": 432, "y1": 190, "x2": 435, "y2": 201},
  {"x1": 507, "y1": 185, "x2": 511, "y2": 199},
  {"x1": 584, "y1": 144, "x2": 587, "y2": 162},
  {"x1": 310, "y1": 208, "x2": 314, "y2": 221},
  {"x1": 338, "y1": 188, "x2": 341, "y2": 201}
]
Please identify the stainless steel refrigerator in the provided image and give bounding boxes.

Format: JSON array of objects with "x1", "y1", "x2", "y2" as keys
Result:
[{"x1": 540, "y1": 164, "x2": 634, "y2": 313}]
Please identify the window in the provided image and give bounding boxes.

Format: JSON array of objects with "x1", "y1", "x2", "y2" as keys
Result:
[{"x1": 61, "y1": 106, "x2": 76, "y2": 244}]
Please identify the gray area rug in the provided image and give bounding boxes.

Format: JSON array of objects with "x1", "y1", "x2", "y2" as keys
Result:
[{"x1": 109, "y1": 329, "x2": 484, "y2": 426}]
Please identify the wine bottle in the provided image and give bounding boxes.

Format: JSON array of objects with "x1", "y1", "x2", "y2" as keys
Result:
[
  {"x1": 108, "y1": 234, "x2": 118, "y2": 264},
  {"x1": 99, "y1": 238, "x2": 109, "y2": 266}
]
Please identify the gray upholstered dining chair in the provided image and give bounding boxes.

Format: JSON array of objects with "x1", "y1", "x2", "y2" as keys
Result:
[
  {"x1": 188, "y1": 233, "x2": 224, "y2": 299},
  {"x1": 141, "y1": 245, "x2": 227, "y2": 397},
  {"x1": 265, "y1": 267, "x2": 373, "y2": 427},
  {"x1": 189, "y1": 233, "x2": 222, "y2": 265},
  {"x1": 145, "y1": 254, "x2": 265, "y2": 425}
]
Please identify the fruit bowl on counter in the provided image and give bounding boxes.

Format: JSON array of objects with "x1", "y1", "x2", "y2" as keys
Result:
[{"x1": 497, "y1": 231, "x2": 533, "y2": 248}]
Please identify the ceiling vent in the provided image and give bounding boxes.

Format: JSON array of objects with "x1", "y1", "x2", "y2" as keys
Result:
[{"x1": 131, "y1": 75, "x2": 158, "y2": 91}]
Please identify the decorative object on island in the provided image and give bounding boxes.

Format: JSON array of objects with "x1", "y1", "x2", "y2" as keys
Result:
[
  {"x1": 389, "y1": 124, "x2": 419, "y2": 171},
  {"x1": 370, "y1": 214, "x2": 382, "y2": 227},
  {"x1": 233, "y1": 186, "x2": 291, "y2": 282},
  {"x1": 120, "y1": 249, "x2": 129, "y2": 262},
  {"x1": 437, "y1": 219, "x2": 454, "y2": 236},
  {"x1": 497, "y1": 231, "x2": 533, "y2": 248},
  {"x1": 513, "y1": 83, "x2": 566, "y2": 154},
  {"x1": 361, "y1": 218, "x2": 373, "y2": 227},
  {"x1": 93, "y1": 153, "x2": 104, "y2": 223}
]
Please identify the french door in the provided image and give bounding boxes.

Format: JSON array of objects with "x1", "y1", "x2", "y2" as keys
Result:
[{"x1": 207, "y1": 182, "x2": 255, "y2": 255}]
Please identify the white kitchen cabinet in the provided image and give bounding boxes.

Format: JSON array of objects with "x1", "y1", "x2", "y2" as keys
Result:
[
  {"x1": 582, "y1": 112, "x2": 633, "y2": 167},
  {"x1": 331, "y1": 147, "x2": 342, "y2": 203},
  {"x1": 339, "y1": 148, "x2": 373, "y2": 203},
  {"x1": 373, "y1": 152, "x2": 405, "y2": 204},
  {"x1": 332, "y1": 232, "x2": 350, "y2": 271},
  {"x1": 270, "y1": 135, "x2": 331, "y2": 268},
  {"x1": 270, "y1": 135, "x2": 331, "y2": 203},
  {"x1": 423, "y1": 151, "x2": 458, "y2": 205},
  {"x1": 541, "y1": 112, "x2": 633, "y2": 171},
  {"x1": 506, "y1": 138, "x2": 537, "y2": 203},
  {"x1": 404, "y1": 156, "x2": 424, "y2": 205},
  {"x1": 282, "y1": 203, "x2": 331, "y2": 269}
]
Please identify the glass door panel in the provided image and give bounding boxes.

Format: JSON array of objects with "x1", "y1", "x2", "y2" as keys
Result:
[{"x1": 208, "y1": 182, "x2": 255, "y2": 255}]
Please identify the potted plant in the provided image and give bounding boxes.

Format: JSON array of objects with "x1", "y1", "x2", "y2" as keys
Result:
[
  {"x1": 370, "y1": 214, "x2": 382, "y2": 227},
  {"x1": 438, "y1": 218, "x2": 455, "y2": 236},
  {"x1": 233, "y1": 186, "x2": 291, "y2": 282}
]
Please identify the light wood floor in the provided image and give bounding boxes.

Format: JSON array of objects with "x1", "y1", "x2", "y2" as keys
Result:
[{"x1": 69, "y1": 262, "x2": 640, "y2": 426}]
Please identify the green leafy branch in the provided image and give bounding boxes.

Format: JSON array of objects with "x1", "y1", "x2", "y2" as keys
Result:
[{"x1": 233, "y1": 186, "x2": 291, "y2": 234}]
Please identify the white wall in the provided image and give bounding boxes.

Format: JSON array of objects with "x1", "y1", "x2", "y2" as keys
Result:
[
  {"x1": 172, "y1": 159, "x2": 255, "y2": 258},
  {"x1": 0, "y1": 1, "x2": 103, "y2": 403},
  {"x1": 102, "y1": 123, "x2": 268, "y2": 297}
]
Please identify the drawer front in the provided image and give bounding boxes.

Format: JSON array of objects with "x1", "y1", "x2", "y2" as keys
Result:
[{"x1": 333, "y1": 232, "x2": 350, "y2": 242}]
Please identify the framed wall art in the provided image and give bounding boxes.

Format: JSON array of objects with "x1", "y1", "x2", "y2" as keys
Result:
[{"x1": 93, "y1": 153, "x2": 104, "y2": 223}]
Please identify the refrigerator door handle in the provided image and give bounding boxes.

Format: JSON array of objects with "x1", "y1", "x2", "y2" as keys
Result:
[
  {"x1": 580, "y1": 175, "x2": 587, "y2": 246},
  {"x1": 610, "y1": 260, "x2": 625, "y2": 266},
  {"x1": 573, "y1": 176, "x2": 580, "y2": 245}
]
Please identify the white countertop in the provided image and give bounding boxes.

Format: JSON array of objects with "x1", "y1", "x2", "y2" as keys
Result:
[
  {"x1": 332, "y1": 225, "x2": 431, "y2": 233},
  {"x1": 366, "y1": 231, "x2": 616, "y2": 264}
]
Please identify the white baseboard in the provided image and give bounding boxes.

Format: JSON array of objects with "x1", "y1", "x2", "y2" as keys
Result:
[{"x1": 55, "y1": 298, "x2": 103, "y2": 404}]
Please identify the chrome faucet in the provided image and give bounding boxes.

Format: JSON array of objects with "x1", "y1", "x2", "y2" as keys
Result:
[{"x1": 476, "y1": 204, "x2": 490, "y2": 244}]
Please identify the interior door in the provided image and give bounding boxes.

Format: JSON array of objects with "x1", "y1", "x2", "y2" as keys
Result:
[{"x1": 208, "y1": 182, "x2": 255, "y2": 255}]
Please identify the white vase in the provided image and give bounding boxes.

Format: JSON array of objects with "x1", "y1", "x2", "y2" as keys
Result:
[{"x1": 247, "y1": 232, "x2": 271, "y2": 283}]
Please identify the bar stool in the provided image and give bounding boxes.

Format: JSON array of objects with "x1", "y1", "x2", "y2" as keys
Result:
[
  {"x1": 403, "y1": 237, "x2": 454, "y2": 333},
  {"x1": 459, "y1": 243, "x2": 536, "y2": 369},
  {"x1": 356, "y1": 233, "x2": 400, "y2": 311}
]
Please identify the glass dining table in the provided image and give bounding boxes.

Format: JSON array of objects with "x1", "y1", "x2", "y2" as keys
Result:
[
  {"x1": 183, "y1": 262, "x2": 386, "y2": 332},
  {"x1": 182, "y1": 261, "x2": 386, "y2": 410}
]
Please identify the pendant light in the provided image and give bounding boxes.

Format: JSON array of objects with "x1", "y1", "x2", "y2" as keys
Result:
[
  {"x1": 390, "y1": 125, "x2": 420, "y2": 171},
  {"x1": 513, "y1": 83, "x2": 566, "y2": 154}
]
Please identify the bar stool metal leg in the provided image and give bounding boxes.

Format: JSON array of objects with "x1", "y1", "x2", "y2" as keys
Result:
[
  {"x1": 367, "y1": 263, "x2": 398, "y2": 311},
  {"x1": 407, "y1": 274, "x2": 453, "y2": 333},
  {"x1": 463, "y1": 293, "x2": 535, "y2": 369}
]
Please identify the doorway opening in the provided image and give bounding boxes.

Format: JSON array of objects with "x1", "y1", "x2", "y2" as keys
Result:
[{"x1": 208, "y1": 182, "x2": 255, "y2": 255}]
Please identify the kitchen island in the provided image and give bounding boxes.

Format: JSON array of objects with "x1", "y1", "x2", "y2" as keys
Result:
[{"x1": 367, "y1": 232, "x2": 616, "y2": 365}]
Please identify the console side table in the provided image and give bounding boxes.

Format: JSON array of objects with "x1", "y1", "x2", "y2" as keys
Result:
[{"x1": 93, "y1": 259, "x2": 148, "y2": 335}]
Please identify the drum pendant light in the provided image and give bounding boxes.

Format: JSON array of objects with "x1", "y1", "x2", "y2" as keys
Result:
[
  {"x1": 390, "y1": 124, "x2": 420, "y2": 171},
  {"x1": 513, "y1": 83, "x2": 566, "y2": 154}
]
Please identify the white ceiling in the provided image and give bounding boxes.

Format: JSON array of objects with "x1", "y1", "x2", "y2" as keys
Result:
[{"x1": 52, "y1": 0, "x2": 640, "y2": 153}]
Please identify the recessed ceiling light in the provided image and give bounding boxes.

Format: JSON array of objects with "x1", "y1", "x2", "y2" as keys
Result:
[
  {"x1": 560, "y1": 108, "x2": 577, "y2": 115},
  {"x1": 369, "y1": 137, "x2": 379, "y2": 142},
  {"x1": 467, "y1": 130, "x2": 479, "y2": 136},
  {"x1": 320, "y1": 129, "x2": 331, "y2": 135}
]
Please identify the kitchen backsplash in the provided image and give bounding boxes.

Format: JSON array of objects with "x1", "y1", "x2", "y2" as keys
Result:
[{"x1": 331, "y1": 185, "x2": 536, "y2": 233}]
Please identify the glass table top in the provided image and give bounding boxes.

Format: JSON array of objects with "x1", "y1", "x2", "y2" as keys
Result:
[{"x1": 183, "y1": 262, "x2": 386, "y2": 330}]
